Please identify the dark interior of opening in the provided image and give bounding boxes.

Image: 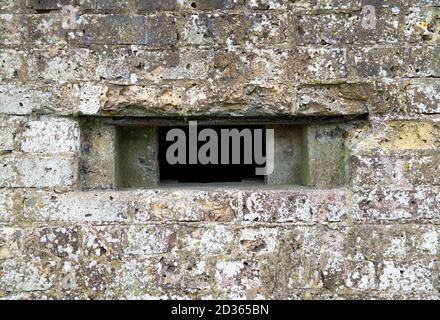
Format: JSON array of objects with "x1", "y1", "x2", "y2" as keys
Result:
[{"x1": 158, "y1": 125, "x2": 266, "y2": 184}]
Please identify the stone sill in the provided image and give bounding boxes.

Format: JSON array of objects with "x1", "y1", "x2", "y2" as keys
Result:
[{"x1": 21, "y1": 188, "x2": 347, "y2": 224}]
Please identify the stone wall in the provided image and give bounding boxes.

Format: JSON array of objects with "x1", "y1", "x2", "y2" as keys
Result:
[{"x1": 0, "y1": 0, "x2": 439, "y2": 299}]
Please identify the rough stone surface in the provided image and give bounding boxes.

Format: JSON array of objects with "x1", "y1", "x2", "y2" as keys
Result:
[{"x1": 0, "y1": 0, "x2": 439, "y2": 300}]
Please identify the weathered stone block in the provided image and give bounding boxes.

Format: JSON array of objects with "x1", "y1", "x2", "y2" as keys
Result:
[
  {"x1": 23, "y1": 189, "x2": 241, "y2": 223},
  {"x1": 352, "y1": 187, "x2": 440, "y2": 221},
  {"x1": 129, "y1": 49, "x2": 212, "y2": 81},
  {"x1": 135, "y1": 0, "x2": 178, "y2": 11},
  {"x1": 362, "y1": 0, "x2": 409, "y2": 6},
  {"x1": 238, "y1": 227, "x2": 279, "y2": 256},
  {"x1": 0, "y1": 14, "x2": 66, "y2": 46},
  {"x1": 0, "y1": 0, "x2": 28, "y2": 13},
  {"x1": 0, "y1": 190, "x2": 24, "y2": 222},
  {"x1": 120, "y1": 254, "x2": 211, "y2": 296},
  {"x1": 344, "y1": 225, "x2": 438, "y2": 262},
  {"x1": 0, "y1": 227, "x2": 23, "y2": 259},
  {"x1": 0, "y1": 123, "x2": 14, "y2": 153},
  {"x1": 407, "y1": 80, "x2": 440, "y2": 114},
  {"x1": 215, "y1": 260, "x2": 261, "y2": 299},
  {"x1": 126, "y1": 225, "x2": 177, "y2": 256},
  {"x1": 181, "y1": 225, "x2": 236, "y2": 256},
  {"x1": 305, "y1": 0, "x2": 362, "y2": 9},
  {"x1": 74, "y1": 82, "x2": 108, "y2": 115},
  {"x1": 0, "y1": 49, "x2": 24, "y2": 81},
  {"x1": 0, "y1": 258, "x2": 53, "y2": 293},
  {"x1": 404, "y1": 6, "x2": 440, "y2": 43},
  {"x1": 0, "y1": 225, "x2": 124, "y2": 296},
  {"x1": 27, "y1": 48, "x2": 98, "y2": 81},
  {"x1": 0, "y1": 155, "x2": 78, "y2": 189},
  {"x1": 293, "y1": 10, "x2": 400, "y2": 45},
  {"x1": 349, "y1": 120, "x2": 440, "y2": 153},
  {"x1": 243, "y1": 190, "x2": 347, "y2": 222},
  {"x1": 245, "y1": 0, "x2": 287, "y2": 9},
  {"x1": 24, "y1": 226, "x2": 81, "y2": 258},
  {"x1": 378, "y1": 261, "x2": 435, "y2": 293},
  {"x1": 295, "y1": 84, "x2": 370, "y2": 116},
  {"x1": 185, "y1": 0, "x2": 244, "y2": 10},
  {"x1": 76, "y1": 15, "x2": 178, "y2": 46},
  {"x1": 23, "y1": 191, "x2": 130, "y2": 222},
  {"x1": 0, "y1": 84, "x2": 75, "y2": 115},
  {"x1": 97, "y1": 81, "x2": 294, "y2": 117},
  {"x1": 403, "y1": 46, "x2": 440, "y2": 77},
  {"x1": 20, "y1": 118, "x2": 80, "y2": 154},
  {"x1": 348, "y1": 47, "x2": 404, "y2": 79},
  {"x1": 319, "y1": 257, "x2": 376, "y2": 291},
  {"x1": 96, "y1": 0, "x2": 130, "y2": 12},
  {"x1": 350, "y1": 151, "x2": 440, "y2": 187},
  {"x1": 380, "y1": 121, "x2": 439, "y2": 150},
  {"x1": 349, "y1": 122, "x2": 436, "y2": 158},
  {"x1": 132, "y1": 190, "x2": 242, "y2": 222},
  {"x1": 27, "y1": 0, "x2": 70, "y2": 10},
  {"x1": 285, "y1": 48, "x2": 348, "y2": 82},
  {"x1": 367, "y1": 81, "x2": 406, "y2": 114},
  {"x1": 95, "y1": 47, "x2": 131, "y2": 82},
  {"x1": 0, "y1": 14, "x2": 28, "y2": 45},
  {"x1": 0, "y1": 116, "x2": 19, "y2": 152},
  {"x1": 27, "y1": 0, "x2": 72, "y2": 10},
  {"x1": 179, "y1": 13, "x2": 287, "y2": 46}
]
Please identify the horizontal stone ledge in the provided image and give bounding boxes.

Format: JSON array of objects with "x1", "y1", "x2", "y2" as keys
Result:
[
  {"x1": 94, "y1": 114, "x2": 369, "y2": 126},
  {"x1": 0, "y1": 81, "x2": 399, "y2": 118},
  {"x1": 0, "y1": 78, "x2": 421, "y2": 117},
  {"x1": 83, "y1": 83, "x2": 374, "y2": 117},
  {"x1": 1, "y1": 81, "x2": 376, "y2": 117},
  {"x1": 21, "y1": 188, "x2": 348, "y2": 224}
]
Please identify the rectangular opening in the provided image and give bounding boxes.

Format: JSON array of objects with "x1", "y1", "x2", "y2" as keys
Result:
[
  {"x1": 80, "y1": 116, "x2": 366, "y2": 190},
  {"x1": 158, "y1": 125, "x2": 266, "y2": 185}
]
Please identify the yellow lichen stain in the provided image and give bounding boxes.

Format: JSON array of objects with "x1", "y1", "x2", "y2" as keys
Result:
[
  {"x1": 157, "y1": 89, "x2": 183, "y2": 106},
  {"x1": 0, "y1": 247, "x2": 11, "y2": 259},
  {"x1": 379, "y1": 121, "x2": 438, "y2": 150},
  {"x1": 417, "y1": 21, "x2": 428, "y2": 29},
  {"x1": 93, "y1": 133, "x2": 110, "y2": 153},
  {"x1": 304, "y1": 291, "x2": 313, "y2": 300}
]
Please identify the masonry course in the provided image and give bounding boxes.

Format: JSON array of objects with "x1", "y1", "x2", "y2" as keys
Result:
[{"x1": 0, "y1": 0, "x2": 439, "y2": 300}]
